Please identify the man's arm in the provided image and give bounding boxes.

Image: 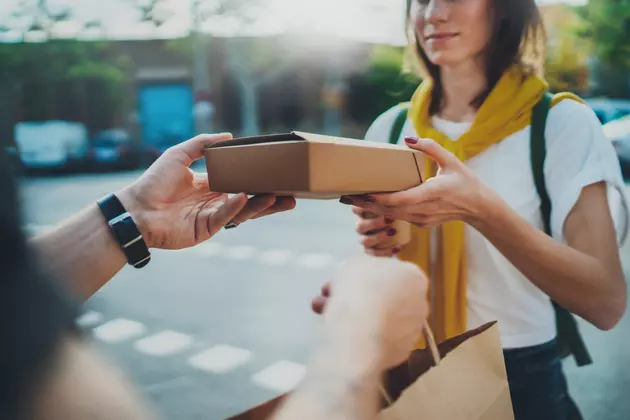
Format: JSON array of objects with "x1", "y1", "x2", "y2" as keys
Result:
[
  {"x1": 278, "y1": 255, "x2": 429, "y2": 420},
  {"x1": 29, "y1": 336, "x2": 156, "y2": 420},
  {"x1": 29, "y1": 204, "x2": 129, "y2": 301},
  {"x1": 28, "y1": 133, "x2": 295, "y2": 301},
  {"x1": 273, "y1": 313, "x2": 383, "y2": 420}
]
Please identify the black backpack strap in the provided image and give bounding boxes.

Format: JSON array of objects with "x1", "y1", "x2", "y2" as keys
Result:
[
  {"x1": 530, "y1": 92, "x2": 593, "y2": 367},
  {"x1": 389, "y1": 104, "x2": 410, "y2": 145}
]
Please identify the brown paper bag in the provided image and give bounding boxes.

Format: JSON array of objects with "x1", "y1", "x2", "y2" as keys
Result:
[
  {"x1": 379, "y1": 321, "x2": 513, "y2": 420},
  {"x1": 228, "y1": 322, "x2": 513, "y2": 420}
]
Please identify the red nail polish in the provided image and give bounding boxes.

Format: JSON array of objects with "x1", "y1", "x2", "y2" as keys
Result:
[
  {"x1": 384, "y1": 218, "x2": 394, "y2": 224},
  {"x1": 392, "y1": 247, "x2": 401, "y2": 254},
  {"x1": 339, "y1": 197, "x2": 353, "y2": 205},
  {"x1": 405, "y1": 137, "x2": 419, "y2": 144},
  {"x1": 387, "y1": 228, "x2": 397, "y2": 237}
]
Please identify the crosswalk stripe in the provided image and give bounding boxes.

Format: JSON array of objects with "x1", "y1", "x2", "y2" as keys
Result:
[
  {"x1": 93, "y1": 318, "x2": 147, "y2": 343},
  {"x1": 259, "y1": 249, "x2": 293, "y2": 266},
  {"x1": 252, "y1": 361, "x2": 307, "y2": 393},
  {"x1": 134, "y1": 330, "x2": 194, "y2": 356},
  {"x1": 224, "y1": 246, "x2": 257, "y2": 261},
  {"x1": 295, "y1": 253, "x2": 335, "y2": 269},
  {"x1": 188, "y1": 345, "x2": 253, "y2": 374},
  {"x1": 77, "y1": 310, "x2": 103, "y2": 328}
]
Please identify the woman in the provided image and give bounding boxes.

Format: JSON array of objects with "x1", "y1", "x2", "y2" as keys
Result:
[{"x1": 314, "y1": 1, "x2": 628, "y2": 419}]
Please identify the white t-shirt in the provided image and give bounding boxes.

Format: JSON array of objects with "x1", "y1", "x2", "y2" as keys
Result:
[{"x1": 365, "y1": 100, "x2": 630, "y2": 349}]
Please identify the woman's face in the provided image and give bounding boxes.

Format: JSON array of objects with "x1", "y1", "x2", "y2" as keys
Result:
[{"x1": 412, "y1": 0, "x2": 493, "y2": 68}]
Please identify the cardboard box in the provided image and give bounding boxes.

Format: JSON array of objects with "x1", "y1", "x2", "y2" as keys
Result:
[{"x1": 204, "y1": 131, "x2": 425, "y2": 199}]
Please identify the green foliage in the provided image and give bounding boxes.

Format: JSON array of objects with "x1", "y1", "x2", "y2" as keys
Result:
[
  {"x1": 542, "y1": 6, "x2": 590, "y2": 94},
  {"x1": 346, "y1": 45, "x2": 419, "y2": 124},
  {"x1": 0, "y1": 40, "x2": 132, "y2": 132},
  {"x1": 575, "y1": 0, "x2": 630, "y2": 96},
  {"x1": 577, "y1": 0, "x2": 630, "y2": 69}
]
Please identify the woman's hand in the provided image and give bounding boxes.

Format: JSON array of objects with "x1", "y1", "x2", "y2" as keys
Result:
[
  {"x1": 353, "y1": 208, "x2": 405, "y2": 258},
  {"x1": 341, "y1": 137, "x2": 489, "y2": 228}
]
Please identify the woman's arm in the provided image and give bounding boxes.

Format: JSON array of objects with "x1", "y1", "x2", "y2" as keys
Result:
[
  {"x1": 345, "y1": 137, "x2": 627, "y2": 331},
  {"x1": 472, "y1": 181, "x2": 626, "y2": 330}
]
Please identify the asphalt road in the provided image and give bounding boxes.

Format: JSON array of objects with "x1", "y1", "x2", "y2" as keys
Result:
[{"x1": 19, "y1": 170, "x2": 630, "y2": 420}]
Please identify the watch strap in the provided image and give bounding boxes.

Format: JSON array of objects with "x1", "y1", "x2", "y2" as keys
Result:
[{"x1": 97, "y1": 194, "x2": 151, "y2": 269}]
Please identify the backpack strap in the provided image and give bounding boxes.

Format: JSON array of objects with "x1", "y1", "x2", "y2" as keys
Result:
[
  {"x1": 530, "y1": 92, "x2": 593, "y2": 367},
  {"x1": 389, "y1": 104, "x2": 410, "y2": 145}
]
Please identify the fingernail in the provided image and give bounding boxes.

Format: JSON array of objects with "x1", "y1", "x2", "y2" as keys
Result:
[
  {"x1": 392, "y1": 247, "x2": 401, "y2": 254},
  {"x1": 362, "y1": 195, "x2": 376, "y2": 203},
  {"x1": 339, "y1": 196, "x2": 353, "y2": 205},
  {"x1": 405, "y1": 137, "x2": 419, "y2": 144},
  {"x1": 384, "y1": 217, "x2": 394, "y2": 224},
  {"x1": 387, "y1": 228, "x2": 397, "y2": 237}
]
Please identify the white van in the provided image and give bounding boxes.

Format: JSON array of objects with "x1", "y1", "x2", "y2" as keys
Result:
[{"x1": 14, "y1": 121, "x2": 89, "y2": 169}]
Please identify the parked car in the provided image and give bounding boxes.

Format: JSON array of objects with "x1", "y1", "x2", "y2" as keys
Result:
[
  {"x1": 143, "y1": 135, "x2": 183, "y2": 164},
  {"x1": 3, "y1": 140, "x2": 22, "y2": 174},
  {"x1": 603, "y1": 114, "x2": 630, "y2": 178},
  {"x1": 14, "y1": 121, "x2": 90, "y2": 172},
  {"x1": 586, "y1": 98, "x2": 630, "y2": 125},
  {"x1": 87, "y1": 129, "x2": 139, "y2": 170}
]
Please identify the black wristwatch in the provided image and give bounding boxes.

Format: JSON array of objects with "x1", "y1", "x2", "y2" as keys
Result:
[{"x1": 97, "y1": 193, "x2": 151, "y2": 269}]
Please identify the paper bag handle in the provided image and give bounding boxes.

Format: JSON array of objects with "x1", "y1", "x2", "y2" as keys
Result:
[
  {"x1": 423, "y1": 325, "x2": 441, "y2": 366},
  {"x1": 379, "y1": 325, "x2": 441, "y2": 409}
]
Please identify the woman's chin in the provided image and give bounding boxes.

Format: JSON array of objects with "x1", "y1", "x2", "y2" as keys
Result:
[{"x1": 426, "y1": 52, "x2": 460, "y2": 68}]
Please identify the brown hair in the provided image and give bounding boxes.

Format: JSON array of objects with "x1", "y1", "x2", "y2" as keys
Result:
[{"x1": 405, "y1": 0, "x2": 546, "y2": 115}]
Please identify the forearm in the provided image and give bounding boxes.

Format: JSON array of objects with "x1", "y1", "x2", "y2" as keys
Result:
[
  {"x1": 30, "y1": 203, "x2": 126, "y2": 301},
  {"x1": 31, "y1": 336, "x2": 155, "y2": 420},
  {"x1": 274, "y1": 321, "x2": 383, "y2": 420},
  {"x1": 471, "y1": 191, "x2": 625, "y2": 330}
]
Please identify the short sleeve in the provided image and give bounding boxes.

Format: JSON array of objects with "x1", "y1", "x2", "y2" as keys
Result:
[
  {"x1": 364, "y1": 105, "x2": 414, "y2": 144},
  {"x1": 544, "y1": 99, "x2": 629, "y2": 245}
]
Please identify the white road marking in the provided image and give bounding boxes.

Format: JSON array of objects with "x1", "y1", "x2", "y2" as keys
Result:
[
  {"x1": 134, "y1": 330, "x2": 194, "y2": 356},
  {"x1": 224, "y1": 246, "x2": 257, "y2": 261},
  {"x1": 76, "y1": 310, "x2": 103, "y2": 328},
  {"x1": 252, "y1": 361, "x2": 307, "y2": 393},
  {"x1": 259, "y1": 249, "x2": 293, "y2": 266},
  {"x1": 93, "y1": 319, "x2": 147, "y2": 343},
  {"x1": 188, "y1": 345, "x2": 253, "y2": 374},
  {"x1": 295, "y1": 253, "x2": 335, "y2": 269},
  {"x1": 189, "y1": 242, "x2": 224, "y2": 257},
  {"x1": 23, "y1": 223, "x2": 54, "y2": 236}
]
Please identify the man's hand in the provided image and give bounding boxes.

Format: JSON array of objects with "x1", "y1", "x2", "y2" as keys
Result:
[
  {"x1": 275, "y1": 257, "x2": 428, "y2": 420},
  {"x1": 117, "y1": 133, "x2": 296, "y2": 249},
  {"x1": 320, "y1": 255, "x2": 429, "y2": 371}
]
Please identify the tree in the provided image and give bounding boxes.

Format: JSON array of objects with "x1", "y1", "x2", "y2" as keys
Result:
[
  {"x1": 129, "y1": 0, "x2": 298, "y2": 136},
  {"x1": 576, "y1": 0, "x2": 630, "y2": 97},
  {"x1": 346, "y1": 45, "x2": 419, "y2": 125},
  {"x1": 541, "y1": 4, "x2": 590, "y2": 94},
  {"x1": 0, "y1": 1, "x2": 131, "y2": 136}
]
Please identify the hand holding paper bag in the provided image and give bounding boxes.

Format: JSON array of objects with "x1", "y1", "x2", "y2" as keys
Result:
[{"x1": 323, "y1": 255, "x2": 429, "y2": 370}]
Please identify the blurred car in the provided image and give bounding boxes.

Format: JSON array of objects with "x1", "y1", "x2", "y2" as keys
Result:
[
  {"x1": 3, "y1": 140, "x2": 22, "y2": 174},
  {"x1": 603, "y1": 114, "x2": 630, "y2": 178},
  {"x1": 586, "y1": 98, "x2": 630, "y2": 125},
  {"x1": 88, "y1": 129, "x2": 139, "y2": 170},
  {"x1": 143, "y1": 135, "x2": 183, "y2": 164},
  {"x1": 14, "y1": 121, "x2": 90, "y2": 172}
]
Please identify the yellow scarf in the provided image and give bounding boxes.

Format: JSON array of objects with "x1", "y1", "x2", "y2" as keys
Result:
[{"x1": 399, "y1": 66, "x2": 583, "y2": 346}]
